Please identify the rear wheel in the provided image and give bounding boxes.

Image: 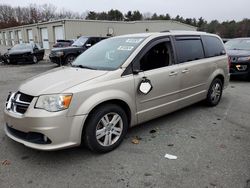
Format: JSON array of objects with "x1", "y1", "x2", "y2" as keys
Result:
[
  {"x1": 206, "y1": 78, "x2": 223, "y2": 106},
  {"x1": 83, "y1": 104, "x2": 128, "y2": 153}
]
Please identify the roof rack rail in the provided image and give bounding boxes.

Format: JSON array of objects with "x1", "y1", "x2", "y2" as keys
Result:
[{"x1": 160, "y1": 30, "x2": 170, "y2": 33}]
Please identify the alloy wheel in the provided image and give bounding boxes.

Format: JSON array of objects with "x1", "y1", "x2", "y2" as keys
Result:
[
  {"x1": 210, "y1": 82, "x2": 222, "y2": 104},
  {"x1": 95, "y1": 112, "x2": 123, "y2": 147}
]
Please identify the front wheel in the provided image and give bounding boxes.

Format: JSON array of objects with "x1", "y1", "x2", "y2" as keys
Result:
[
  {"x1": 32, "y1": 55, "x2": 38, "y2": 64},
  {"x1": 83, "y1": 104, "x2": 128, "y2": 153},
  {"x1": 65, "y1": 55, "x2": 76, "y2": 65},
  {"x1": 206, "y1": 78, "x2": 223, "y2": 106}
]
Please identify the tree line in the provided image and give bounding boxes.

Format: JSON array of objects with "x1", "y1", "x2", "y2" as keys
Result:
[{"x1": 0, "y1": 4, "x2": 249, "y2": 38}]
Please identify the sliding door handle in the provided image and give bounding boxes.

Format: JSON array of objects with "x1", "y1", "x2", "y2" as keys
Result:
[
  {"x1": 181, "y1": 69, "x2": 190, "y2": 73},
  {"x1": 169, "y1": 71, "x2": 178, "y2": 76}
]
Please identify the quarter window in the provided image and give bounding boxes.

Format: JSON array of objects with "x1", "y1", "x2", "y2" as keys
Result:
[
  {"x1": 202, "y1": 36, "x2": 225, "y2": 57},
  {"x1": 175, "y1": 38, "x2": 205, "y2": 63}
]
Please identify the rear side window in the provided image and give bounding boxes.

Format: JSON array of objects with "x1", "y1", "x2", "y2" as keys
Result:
[
  {"x1": 175, "y1": 37, "x2": 205, "y2": 63},
  {"x1": 202, "y1": 36, "x2": 226, "y2": 57}
]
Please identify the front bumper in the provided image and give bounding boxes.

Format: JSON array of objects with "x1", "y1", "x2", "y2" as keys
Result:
[
  {"x1": 4, "y1": 107, "x2": 87, "y2": 150},
  {"x1": 3, "y1": 55, "x2": 33, "y2": 63},
  {"x1": 49, "y1": 55, "x2": 64, "y2": 64}
]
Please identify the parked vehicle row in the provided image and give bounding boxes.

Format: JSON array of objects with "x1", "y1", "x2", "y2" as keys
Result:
[
  {"x1": 1, "y1": 43, "x2": 45, "y2": 64},
  {"x1": 4, "y1": 31, "x2": 229, "y2": 153}
]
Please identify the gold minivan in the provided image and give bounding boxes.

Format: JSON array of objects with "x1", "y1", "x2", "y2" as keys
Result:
[{"x1": 4, "y1": 31, "x2": 229, "y2": 152}]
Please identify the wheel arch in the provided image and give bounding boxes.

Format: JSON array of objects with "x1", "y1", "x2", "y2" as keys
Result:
[
  {"x1": 86, "y1": 99, "x2": 132, "y2": 127},
  {"x1": 208, "y1": 68, "x2": 227, "y2": 89},
  {"x1": 65, "y1": 53, "x2": 77, "y2": 59},
  {"x1": 214, "y1": 74, "x2": 224, "y2": 86},
  {"x1": 80, "y1": 98, "x2": 133, "y2": 144}
]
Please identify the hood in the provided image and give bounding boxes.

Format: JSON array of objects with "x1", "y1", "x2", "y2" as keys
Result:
[
  {"x1": 226, "y1": 49, "x2": 250, "y2": 57},
  {"x1": 8, "y1": 49, "x2": 32, "y2": 55},
  {"x1": 51, "y1": 46, "x2": 83, "y2": 52},
  {"x1": 19, "y1": 67, "x2": 108, "y2": 96}
]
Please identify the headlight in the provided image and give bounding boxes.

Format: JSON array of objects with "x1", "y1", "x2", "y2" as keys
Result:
[
  {"x1": 35, "y1": 94, "x2": 72, "y2": 112},
  {"x1": 238, "y1": 56, "x2": 250, "y2": 62},
  {"x1": 55, "y1": 51, "x2": 64, "y2": 57}
]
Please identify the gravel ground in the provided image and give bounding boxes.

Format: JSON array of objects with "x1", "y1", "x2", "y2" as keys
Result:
[{"x1": 0, "y1": 61, "x2": 249, "y2": 188}]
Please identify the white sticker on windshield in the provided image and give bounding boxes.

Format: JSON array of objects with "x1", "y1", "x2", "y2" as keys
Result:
[
  {"x1": 118, "y1": 46, "x2": 134, "y2": 51},
  {"x1": 126, "y1": 38, "x2": 143, "y2": 43}
]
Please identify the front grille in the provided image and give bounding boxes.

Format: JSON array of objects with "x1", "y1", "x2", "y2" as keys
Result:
[
  {"x1": 6, "y1": 92, "x2": 34, "y2": 115},
  {"x1": 17, "y1": 92, "x2": 33, "y2": 103}
]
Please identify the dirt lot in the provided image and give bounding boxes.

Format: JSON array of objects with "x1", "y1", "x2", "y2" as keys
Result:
[{"x1": 0, "y1": 61, "x2": 249, "y2": 188}]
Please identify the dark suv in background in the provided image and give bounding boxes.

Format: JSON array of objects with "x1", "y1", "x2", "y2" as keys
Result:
[
  {"x1": 225, "y1": 38, "x2": 250, "y2": 80},
  {"x1": 49, "y1": 36, "x2": 107, "y2": 65}
]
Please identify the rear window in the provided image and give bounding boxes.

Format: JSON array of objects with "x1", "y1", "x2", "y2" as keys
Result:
[
  {"x1": 202, "y1": 36, "x2": 225, "y2": 57},
  {"x1": 175, "y1": 38, "x2": 205, "y2": 63}
]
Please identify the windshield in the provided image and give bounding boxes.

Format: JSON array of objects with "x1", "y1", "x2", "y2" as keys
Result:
[
  {"x1": 11, "y1": 43, "x2": 32, "y2": 50},
  {"x1": 225, "y1": 39, "x2": 250, "y2": 51},
  {"x1": 72, "y1": 37, "x2": 145, "y2": 70},
  {"x1": 72, "y1": 37, "x2": 88, "y2": 47}
]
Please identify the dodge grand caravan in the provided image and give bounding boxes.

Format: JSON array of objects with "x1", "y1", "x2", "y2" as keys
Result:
[{"x1": 4, "y1": 31, "x2": 229, "y2": 153}]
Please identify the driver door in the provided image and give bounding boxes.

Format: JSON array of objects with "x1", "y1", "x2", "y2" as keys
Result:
[{"x1": 133, "y1": 38, "x2": 181, "y2": 124}]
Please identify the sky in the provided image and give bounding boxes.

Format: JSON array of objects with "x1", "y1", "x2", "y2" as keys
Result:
[{"x1": 1, "y1": 0, "x2": 250, "y2": 22}]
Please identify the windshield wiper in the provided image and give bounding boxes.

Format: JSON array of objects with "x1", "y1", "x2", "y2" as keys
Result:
[{"x1": 71, "y1": 64, "x2": 95, "y2": 70}]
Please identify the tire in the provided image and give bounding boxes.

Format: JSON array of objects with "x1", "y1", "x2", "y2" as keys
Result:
[
  {"x1": 65, "y1": 55, "x2": 76, "y2": 65},
  {"x1": 5, "y1": 58, "x2": 11, "y2": 64},
  {"x1": 206, "y1": 78, "x2": 223, "y2": 106},
  {"x1": 83, "y1": 104, "x2": 128, "y2": 153},
  {"x1": 32, "y1": 55, "x2": 38, "y2": 64}
]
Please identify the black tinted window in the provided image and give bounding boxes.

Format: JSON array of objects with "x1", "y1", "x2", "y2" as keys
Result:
[
  {"x1": 175, "y1": 38, "x2": 204, "y2": 63},
  {"x1": 87, "y1": 38, "x2": 97, "y2": 45},
  {"x1": 140, "y1": 41, "x2": 173, "y2": 71},
  {"x1": 202, "y1": 36, "x2": 225, "y2": 57}
]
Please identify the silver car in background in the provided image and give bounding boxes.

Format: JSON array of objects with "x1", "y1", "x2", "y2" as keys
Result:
[{"x1": 4, "y1": 31, "x2": 229, "y2": 152}]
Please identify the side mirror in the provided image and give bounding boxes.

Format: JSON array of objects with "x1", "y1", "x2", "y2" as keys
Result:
[
  {"x1": 7, "y1": 48, "x2": 10, "y2": 51},
  {"x1": 85, "y1": 43, "x2": 92, "y2": 48},
  {"x1": 132, "y1": 69, "x2": 143, "y2": 75}
]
